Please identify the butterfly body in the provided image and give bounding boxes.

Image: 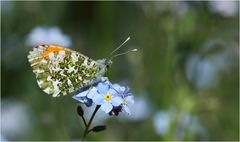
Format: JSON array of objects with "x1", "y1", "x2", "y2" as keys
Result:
[{"x1": 28, "y1": 45, "x2": 111, "y2": 97}]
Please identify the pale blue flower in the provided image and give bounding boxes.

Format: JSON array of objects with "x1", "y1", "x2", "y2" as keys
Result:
[
  {"x1": 92, "y1": 81, "x2": 123, "y2": 113},
  {"x1": 153, "y1": 111, "x2": 170, "y2": 136},
  {"x1": 120, "y1": 95, "x2": 151, "y2": 121},
  {"x1": 111, "y1": 84, "x2": 134, "y2": 115},
  {"x1": 208, "y1": 1, "x2": 238, "y2": 17},
  {"x1": 72, "y1": 78, "x2": 134, "y2": 115},
  {"x1": 122, "y1": 95, "x2": 134, "y2": 115}
]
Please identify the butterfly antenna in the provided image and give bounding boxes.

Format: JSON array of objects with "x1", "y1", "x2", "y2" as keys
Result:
[
  {"x1": 108, "y1": 37, "x2": 131, "y2": 58},
  {"x1": 111, "y1": 49, "x2": 138, "y2": 59}
]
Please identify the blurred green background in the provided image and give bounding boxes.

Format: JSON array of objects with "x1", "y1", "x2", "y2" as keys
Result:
[{"x1": 1, "y1": 1, "x2": 239, "y2": 141}]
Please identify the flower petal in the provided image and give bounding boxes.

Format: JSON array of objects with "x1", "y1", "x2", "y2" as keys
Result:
[
  {"x1": 72, "y1": 96, "x2": 93, "y2": 107},
  {"x1": 123, "y1": 105, "x2": 131, "y2": 115},
  {"x1": 126, "y1": 95, "x2": 134, "y2": 105},
  {"x1": 92, "y1": 94, "x2": 104, "y2": 105},
  {"x1": 104, "y1": 80, "x2": 112, "y2": 85},
  {"x1": 108, "y1": 88, "x2": 118, "y2": 97},
  {"x1": 100, "y1": 102, "x2": 113, "y2": 113},
  {"x1": 72, "y1": 96, "x2": 85, "y2": 103},
  {"x1": 87, "y1": 87, "x2": 97, "y2": 99},
  {"x1": 111, "y1": 96, "x2": 123, "y2": 106},
  {"x1": 112, "y1": 84, "x2": 125, "y2": 93},
  {"x1": 112, "y1": 84, "x2": 121, "y2": 90},
  {"x1": 97, "y1": 82, "x2": 109, "y2": 94},
  {"x1": 75, "y1": 90, "x2": 89, "y2": 97},
  {"x1": 123, "y1": 87, "x2": 131, "y2": 95}
]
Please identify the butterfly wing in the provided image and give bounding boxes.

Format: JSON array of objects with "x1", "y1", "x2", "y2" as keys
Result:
[{"x1": 27, "y1": 45, "x2": 100, "y2": 97}]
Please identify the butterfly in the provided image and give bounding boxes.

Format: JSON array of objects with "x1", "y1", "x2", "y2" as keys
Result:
[{"x1": 27, "y1": 37, "x2": 137, "y2": 97}]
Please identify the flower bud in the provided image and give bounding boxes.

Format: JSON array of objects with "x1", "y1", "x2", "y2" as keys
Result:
[{"x1": 92, "y1": 125, "x2": 106, "y2": 132}]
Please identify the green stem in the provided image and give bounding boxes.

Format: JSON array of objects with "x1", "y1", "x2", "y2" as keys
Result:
[
  {"x1": 81, "y1": 115, "x2": 87, "y2": 127},
  {"x1": 82, "y1": 105, "x2": 100, "y2": 141}
]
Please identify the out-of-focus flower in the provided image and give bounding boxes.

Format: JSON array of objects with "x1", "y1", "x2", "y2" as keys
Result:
[
  {"x1": 185, "y1": 39, "x2": 238, "y2": 90},
  {"x1": 174, "y1": 111, "x2": 206, "y2": 140},
  {"x1": 153, "y1": 108, "x2": 206, "y2": 140},
  {"x1": 208, "y1": 1, "x2": 238, "y2": 17},
  {"x1": 153, "y1": 111, "x2": 171, "y2": 136},
  {"x1": 119, "y1": 95, "x2": 151, "y2": 121},
  {"x1": 185, "y1": 54, "x2": 218, "y2": 90},
  {"x1": 1, "y1": 133, "x2": 7, "y2": 141},
  {"x1": 26, "y1": 26, "x2": 72, "y2": 47},
  {"x1": 1, "y1": 100, "x2": 33, "y2": 140}
]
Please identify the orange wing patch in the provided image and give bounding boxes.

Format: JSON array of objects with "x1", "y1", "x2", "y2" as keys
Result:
[{"x1": 42, "y1": 45, "x2": 66, "y2": 58}]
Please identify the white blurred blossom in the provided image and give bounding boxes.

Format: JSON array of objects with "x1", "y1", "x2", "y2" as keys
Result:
[
  {"x1": 208, "y1": 1, "x2": 238, "y2": 17},
  {"x1": 185, "y1": 39, "x2": 238, "y2": 90},
  {"x1": 153, "y1": 109, "x2": 205, "y2": 139},
  {"x1": 153, "y1": 111, "x2": 171, "y2": 136},
  {"x1": 174, "y1": 111, "x2": 205, "y2": 140},
  {"x1": 0, "y1": 133, "x2": 7, "y2": 141},
  {"x1": 26, "y1": 26, "x2": 72, "y2": 47},
  {"x1": 185, "y1": 55, "x2": 218, "y2": 90},
  {"x1": 1, "y1": 100, "x2": 33, "y2": 140}
]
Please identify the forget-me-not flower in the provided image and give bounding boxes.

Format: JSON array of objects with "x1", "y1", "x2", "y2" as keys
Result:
[
  {"x1": 92, "y1": 81, "x2": 123, "y2": 113},
  {"x1": 72, "y1": 78, "x2": 134, "y2": 115},
  {"x1": 112, "y1": 84, "x2": 134, "y2": 115}
]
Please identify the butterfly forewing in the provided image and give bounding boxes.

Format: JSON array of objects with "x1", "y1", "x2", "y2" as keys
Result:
[{"x1": 28, "y1": 45, "x2": 99, "y2": 97}]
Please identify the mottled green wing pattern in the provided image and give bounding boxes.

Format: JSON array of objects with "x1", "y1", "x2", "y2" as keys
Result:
[{"x1": 27, "y1": 45, "x2": 99, "y2": 97}]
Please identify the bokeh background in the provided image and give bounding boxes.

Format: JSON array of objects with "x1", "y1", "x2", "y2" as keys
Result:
[{"x1": 1, "y1": 1, "x2": 239, "y2": 141}]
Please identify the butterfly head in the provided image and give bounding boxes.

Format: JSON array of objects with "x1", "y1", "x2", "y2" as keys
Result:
[
  {"x1": 96, "y1": 59, "x2": 113, "y2": 70},
  {"x1": 105, "y1": 59, "x2": 113, "y2": 69},
  {"x1": 95, "y1": 59, "x2": 112, "y2": 78}
]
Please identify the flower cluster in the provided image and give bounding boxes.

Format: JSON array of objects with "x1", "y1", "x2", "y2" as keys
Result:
[{"x1": 73, "y1": 78, "x2": 134, "y2": 115}]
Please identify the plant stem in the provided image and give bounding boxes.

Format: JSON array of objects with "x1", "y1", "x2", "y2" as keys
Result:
[
  {"x1": 82, "y1": 105, "x2": 100, "y2": 141},
  {"x1": 81, "y1": 115, "x2": 87, "y2": 127}
]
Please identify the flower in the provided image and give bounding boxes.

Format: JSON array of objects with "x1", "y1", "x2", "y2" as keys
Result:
[
  {"x1": 92, "y1": 81, "x2": 123, "y2": 113},
  {"x1": 1, "y1": 100, "x2": 33, "y2": 140},
  {"x1": 72, "y1": 78, "x2": 134, "y2": 115},
  {"x1": 153, "y1": 111, "x2": 171, "y2": 136},
  {"x1": 111, "y1": 84, "x2": 134, "y2": 115},
  {"x1": 208, "y1": 1, "x2": 238, "y2": 17},
  {"x1": 120, "y1": 95, "x2": 151, "y2": 121},
  {"x1": 26, "y1": 26, "x2": 72, "y2": 47}
]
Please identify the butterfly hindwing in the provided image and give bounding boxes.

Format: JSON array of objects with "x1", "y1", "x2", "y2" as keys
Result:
[{"x1": 28, "y1": 45, "x2": 99, "y2": 97}]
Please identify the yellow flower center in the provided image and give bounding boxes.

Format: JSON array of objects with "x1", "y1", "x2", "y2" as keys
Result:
[
  {"x1": 123, "y1": 98, "x2": 127, "y2": 105},
  {"x1": 104, "y1": 93, "x2": 112, "y2": 101}
]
